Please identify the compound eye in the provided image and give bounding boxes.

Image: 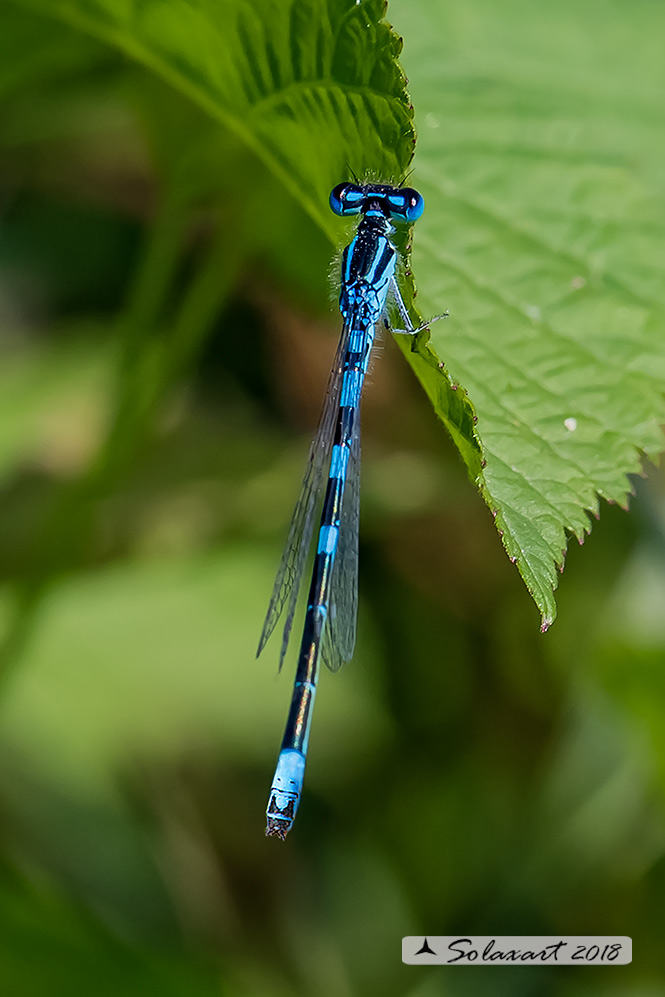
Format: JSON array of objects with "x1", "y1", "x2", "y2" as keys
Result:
[
  {"x1": 387, "y1": 188, "x2": 424, "y2": 222},
  {"x1": 329, "y1": 182, "x2": 365, "y2": 216}
]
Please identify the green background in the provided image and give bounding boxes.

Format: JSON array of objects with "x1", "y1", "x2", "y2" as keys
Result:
[{"x1": 0, "y1": 0, "x2": 663, "y2": 994}]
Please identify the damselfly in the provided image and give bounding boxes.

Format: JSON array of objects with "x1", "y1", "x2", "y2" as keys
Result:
[{"x1": 258, "y1": 181, "x2": 427, "y2": 838}]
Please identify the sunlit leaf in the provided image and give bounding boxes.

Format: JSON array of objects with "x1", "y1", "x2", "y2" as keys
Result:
[{"x1": 396, "y1": 0, "x2": 665, "y2": 624}]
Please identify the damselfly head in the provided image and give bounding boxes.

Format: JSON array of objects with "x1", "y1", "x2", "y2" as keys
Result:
[{"x1": 329, "y1": 182, "x2": 424, "y2": 223}]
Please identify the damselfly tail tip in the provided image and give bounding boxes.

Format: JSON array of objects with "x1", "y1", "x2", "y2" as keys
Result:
[
  {"x1": 266, "y1": 815, "x2": 291, "y2": 840},
  {"x1": 265, "y1": 749, "x2": 305, "y2": 839},
  {"x1": 266, "y1": 796, "x2": 295, "y2": 840}
]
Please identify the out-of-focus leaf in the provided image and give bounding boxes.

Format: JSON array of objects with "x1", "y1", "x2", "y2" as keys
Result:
[
  {"x1": 0, "y1": 334, "x2": 111, "y2": 481},
  {"x1": 0, "y1": 4, "x2": 105, "y2": 98},
  {"x1": 0, "y1": 874, "x2": 218, "y2": 997},
  {"x1": 0, "y1": 548, "x2": 387, "y2": 795},
  {"x1": 393, "y1": 0, "x2": 665, "y2": 625},
  {"x1": 592, "y1": 530, "x2": 665, "y2": 798}
]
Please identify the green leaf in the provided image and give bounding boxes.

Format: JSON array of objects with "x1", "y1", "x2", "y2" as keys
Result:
[
  {"x1": 395, "y1": 0, "x2": 665, "y2": 625},
  {"x1": 10, "y1": 0, "x2": 415, "y2": 235},
  {"x1": 6, "y1": 0, "x2": 663, "y2": 627}
]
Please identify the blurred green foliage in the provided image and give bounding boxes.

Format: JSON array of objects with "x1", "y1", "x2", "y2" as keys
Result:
[{"x1": 0, "y1": 0, "x2": 664, "y2": 995}]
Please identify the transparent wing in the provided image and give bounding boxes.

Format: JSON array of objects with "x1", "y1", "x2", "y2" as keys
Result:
[
  {"x1": 321, "y1": 412, "x2": 360, "y2": 673},
  {"x1": 257, "y1": 322, "x2": 352, "y2": 668}
]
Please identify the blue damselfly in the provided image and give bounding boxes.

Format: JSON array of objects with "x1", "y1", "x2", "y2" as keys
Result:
[{"x1": 258, "y1": 181, "x2": 427, "y2": 838}]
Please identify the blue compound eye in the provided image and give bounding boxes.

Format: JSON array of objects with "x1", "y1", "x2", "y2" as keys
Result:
[
  {"x1": 330, "y1": 182, "x2": 365, "y2": 216},
  {"x1": 386, "y1": 187, "x2": 424, "y2": 222}
]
